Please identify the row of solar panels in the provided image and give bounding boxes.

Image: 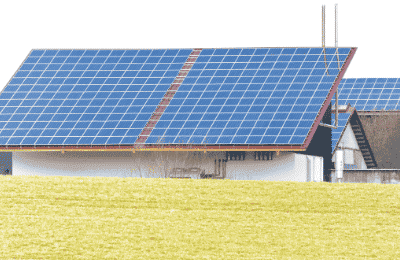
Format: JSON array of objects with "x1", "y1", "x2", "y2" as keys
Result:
[
  {"x1": 0, "y1": 47, "x2": 352, "y2": 146},
  {"x1": 335, "y1": 79, "x2": 400, "y2": 110},
  {"x1": 25, "y1": 55, "x2": 349, "y2": 63},
  {"x1": 28, "y1": 48, "x2": 350, "y2": 57}
]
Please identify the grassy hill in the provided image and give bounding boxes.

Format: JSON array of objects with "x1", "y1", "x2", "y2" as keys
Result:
[{"x1": 1, "y1": 175, "x2": 399, "y2": 259}]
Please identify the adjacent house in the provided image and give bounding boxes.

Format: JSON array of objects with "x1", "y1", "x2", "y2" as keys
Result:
[
  {"x1": 330, "y1": 105, "x2": 376, "y2": 182},
  {"x1": 331, "y1": 78, "x2": 400, "y2": 184}
]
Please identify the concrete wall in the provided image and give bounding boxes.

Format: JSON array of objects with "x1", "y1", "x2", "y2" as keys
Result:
[{"x1": 331, "y1": 169, "x2": 400, "y2": 184}]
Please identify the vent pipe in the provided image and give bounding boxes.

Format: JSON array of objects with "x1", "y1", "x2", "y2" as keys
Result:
[{"x1": 336, "y1": 150, "x2": 344, "y2": 183}]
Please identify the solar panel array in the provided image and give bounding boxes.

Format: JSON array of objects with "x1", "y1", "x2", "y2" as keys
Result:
[
  {"x1": 147, "y1": 47, "x2": 352, "y2": 145},
  {"x1": 335, "y1": 78, "x2": 400, "y2": 111},
  {"x1": 0, "y1": 49, "x2": 192, "y2": 145},
  {"x1": 0, "y1": 47, "x2": 353, "y2": 146},
  {"x1": 331, "y1": 112, "x2": 352, "y2": 153}
]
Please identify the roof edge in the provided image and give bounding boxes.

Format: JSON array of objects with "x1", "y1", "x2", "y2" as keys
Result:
[
  {"x1": 332, "y1": 108, "x2": 357, "y2": 155},
  {"x1": 302, "y1": 47, "x2": 357, "y2": 150},
  {"x1": 0, "y1": 144, "x2": 304, "y2": 152},
  {"x1": 29, "y1": 47, "x2": 358, "y2": 51},
  {"x1": 357, "y1": 110, "x2": 400, "y2": 115}
]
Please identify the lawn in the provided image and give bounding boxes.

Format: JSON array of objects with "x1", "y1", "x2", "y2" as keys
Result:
[{"x1": 1, "y1": 175, "x2": 399, "y2": 259}]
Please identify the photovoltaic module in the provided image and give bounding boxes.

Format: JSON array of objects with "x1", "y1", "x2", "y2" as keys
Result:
[{"x1": 0, "y1": 47, "x2": 353, "y2": 147}]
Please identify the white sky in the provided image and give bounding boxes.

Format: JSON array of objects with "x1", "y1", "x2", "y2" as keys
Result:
[{"x1": 0, "y1": 0, "x2": 399, "y2": 90}]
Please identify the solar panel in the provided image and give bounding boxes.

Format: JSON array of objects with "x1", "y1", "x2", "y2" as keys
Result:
[
  {"x1": 147, "y1": 47, "x2": 352, "y2": 145},
  {"x1": 0, "y1": 49, "x2": 193, "y2": 146},
  {"x1": 334, "y1": 78, "x2": 400, "y2": 111},
  {"x1": 331, "y1": 112, "x2": 352, "y2": 153}
]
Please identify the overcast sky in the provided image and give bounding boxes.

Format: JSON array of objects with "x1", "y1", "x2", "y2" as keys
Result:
[{"x1": 0, "y1": 0, "x2": 399, "y2": 90}]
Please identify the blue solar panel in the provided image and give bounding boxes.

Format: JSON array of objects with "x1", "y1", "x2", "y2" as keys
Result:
[
  {"x1": 331, "y1": 112, "x2": 352, "y2": 153},
  {"x1": 147, "y1": 47, "x2": 352, "y2": 145},
  {"x1": 0, "y1": 49, "x2": 193, "y2": 146},
  {"x1": 334, "y1": 78, "x2": 400, "y2": 111}
]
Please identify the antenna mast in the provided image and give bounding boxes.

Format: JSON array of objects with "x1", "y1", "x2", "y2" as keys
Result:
[
  {"x1": 322, "y1": 5, "x2": 325, "y2": 48},
  {"x1": 335, "y1": 4, "x2": 341, "y2": 71},
  {"x1": 319, "y1": 4, "x2": 339, "y2": 130},
  {"x1": 335, "y1": 4, "x2": 338, "y2": 49},
  {"x1": 322, "y1": 5, "x2": 329, "y2": 75}
]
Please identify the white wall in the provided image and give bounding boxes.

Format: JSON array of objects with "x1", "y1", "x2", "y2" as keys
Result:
[
  {"x1": 226, "y1": 152, "x2": 297, "y2": 181},
  {"x1": 294, "y1": 153, "x2": 324, "y2": 182},
  {"x1": 332, "y1": 124, "x2": 368, "y2": 170},
  {"x1": 12, "y1": 151, "x2": 219, "y2": 178},
  {"x1": 13, "y1": 151, "x2": 139, "y2": 178},
  {"x1": 340, "y1": 125, "x2": 359, "y2": 150},
  {"x1": 226, "y1": 152, "x2": 323, "y2": 182},
  {"x1": 13, "y1": 151, "x2": 324, "y2": 182}
]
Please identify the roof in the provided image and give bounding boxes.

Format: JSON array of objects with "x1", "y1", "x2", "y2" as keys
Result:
[
  {"x1": 335, "y1": 78, "x2": 400, "y2": 111},
  {"x1": 0, "y1": 47, "x2": 356, "y2": 152},
  {"x1": 357, "y1": 111, "x2": 400, "y2": 168}
]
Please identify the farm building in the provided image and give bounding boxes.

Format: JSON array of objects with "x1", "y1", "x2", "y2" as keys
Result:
[
  {"x1": 331, "y1": 78, "x2": 400, "y2": 184},
  {"x1": 0, "y1": 47, "x2": 356, "y2": 181}
]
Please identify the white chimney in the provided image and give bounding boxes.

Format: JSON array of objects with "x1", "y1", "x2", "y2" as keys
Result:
[{"x1": 336, "y1": 150, "x2": 344, "y2": 183}]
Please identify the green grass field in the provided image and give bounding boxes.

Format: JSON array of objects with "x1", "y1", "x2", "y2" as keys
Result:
[{"x1": 1, "y1": 175, "x2": 399, "y2": 259}]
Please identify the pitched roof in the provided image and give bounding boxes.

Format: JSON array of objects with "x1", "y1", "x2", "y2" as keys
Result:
[
  {"x1": 357, "y1": 111, "x2": 400, "y2": 168},
  {"x1": 0, "y1": 47, "x2": 356, "y2": 151}
]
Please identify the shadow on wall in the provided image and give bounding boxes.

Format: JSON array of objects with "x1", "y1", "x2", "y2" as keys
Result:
[
  {"x1": 12, "y1": 151, "x2": 224, "y2": 178},
  {"x1": 0, "y1": 152, "x2": 12, "y2": 175}
]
